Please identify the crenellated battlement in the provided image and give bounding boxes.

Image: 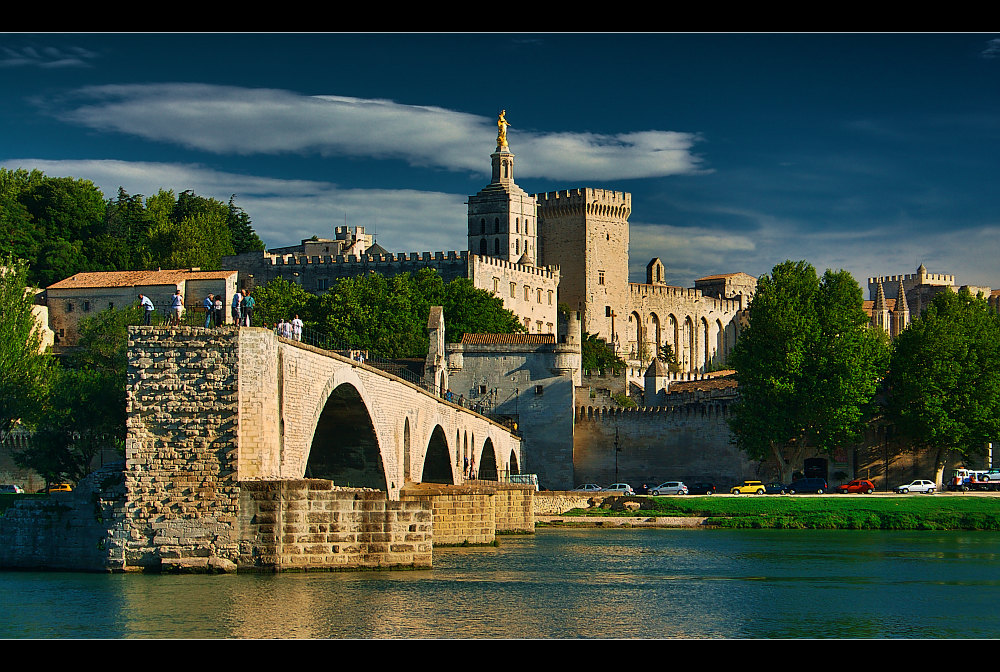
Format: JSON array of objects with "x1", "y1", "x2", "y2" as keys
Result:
[
  {"x1": 575, "y1": 398, "x2": 734, "y2": 422},
  {"x1": 628, "y1": 282, "x2": 742, "y2": 313},
  {"x1": 264, "y1": 250, "x2": 469, "y2": 266},
  {"x1": 868, "y1": 272, "x2": 955, "y2": 286},
  {"x1": 534, "y1": 188, "x2": 631, "y2": 221},
  {"x1": 473, "y1": 254, "x2": 560, "y2": 280}
]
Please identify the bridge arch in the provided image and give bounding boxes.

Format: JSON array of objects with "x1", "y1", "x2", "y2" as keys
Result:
[
  {"x1": 422, "y1": 425, "x2": 454, "y2": 484},
  {"x1": 479, "y1": 437, "x2": 498, "y2": 481},
  {"x1": 509, "y1": 449, "x2": 520, "y2": 475},
  {"x1": 304, "y1": 381, "x2": 387, "y2": 490}
]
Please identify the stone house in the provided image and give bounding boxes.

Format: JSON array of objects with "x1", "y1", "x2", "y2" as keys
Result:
[{"x1": 45, "y1": 268, "x2": 238, "y2": 346}]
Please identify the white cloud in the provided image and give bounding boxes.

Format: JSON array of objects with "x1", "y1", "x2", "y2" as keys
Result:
[
  {"x1": 0, "y1": 44, "x2": 98, "y2": 68},
  {"x1": 49, "y1": 84, "x2": 705, "y2": 181}
]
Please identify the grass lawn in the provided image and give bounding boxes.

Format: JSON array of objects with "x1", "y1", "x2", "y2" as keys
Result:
[{"x1": 560, "y1": 494, "x2": 1000, "y2": 530}]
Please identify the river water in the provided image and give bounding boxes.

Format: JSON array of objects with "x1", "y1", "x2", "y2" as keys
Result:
[{"x1": 2, "y1": 528, "x2": 999, "y2": 639}]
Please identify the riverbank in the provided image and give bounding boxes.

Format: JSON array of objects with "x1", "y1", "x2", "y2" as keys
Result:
[{"x1": 540, "y1": 493, "x2": 1000, "y2": 531}]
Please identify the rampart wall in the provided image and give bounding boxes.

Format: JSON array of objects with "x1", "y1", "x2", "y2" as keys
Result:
[{"x1": 573, "y1": 401, "x2": 761, "y2": 488}]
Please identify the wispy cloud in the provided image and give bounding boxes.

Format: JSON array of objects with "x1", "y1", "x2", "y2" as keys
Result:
[
  {"x1": 0, "y1": 44, "x2": 99, "y2": 68},
  {"x1": 981, "y1": 38, "x2": 1000, "y2": 59},
  {"x1": 46, "y1": 84, "x2": 706, "y2": 181}
]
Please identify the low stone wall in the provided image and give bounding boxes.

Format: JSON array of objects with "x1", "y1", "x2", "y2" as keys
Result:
[
  {"x1": 534, "y1": 491, "x2": 622, "y2": 515},
  {"x1": 401, "y1": 483, "x2": 534, "y2": 544},
  {"x1": 0, "y1": 463, "x2": 127, "y2": 572},
  {"x1": 239, "y1": 480, "x2": 433, "y2": 571}
]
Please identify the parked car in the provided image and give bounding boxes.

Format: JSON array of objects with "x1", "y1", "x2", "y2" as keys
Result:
[
  {"x1": 786, "y1": 478, "x2": 828, "y2": 494},
  {"x1": 605, "y1": 483, "x2": 635, "y2": 495},
  {"x1": 47, "y1": 483, "x2": 73, "y2": 493},
  {"x1": 835, "y1": 479, "x2": 876, "y2": 494},
  {"x1": 0, "y1": 484, "x2": 24, "y2": 494},
  {"x1": 764, "y1": 482, "x2": 787, "y2": 494},
  {"x1": 650, "y1": 481, "x2": 688, "y2": 495},
  {"x1": 687, "y1": 482, "x2": 716, "y2": 495},
  {"x1": 731, "y1": 480, "x2": 767, "y2": 495},
  {"x1": 895, "y1": 480, "x2": 936, "y2": 494},
  {"x1": 573, "y1": 483, "x2": 603, "y2": 492}
]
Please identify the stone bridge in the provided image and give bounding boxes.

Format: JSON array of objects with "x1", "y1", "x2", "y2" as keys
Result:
[
  {"x1": 237, "y1": 328, "x2": 523, "y2": 497},
  {"x1": 119, "y1": 326, "x2": 525, "y2": 570},
  {"x1": 128, "y1": 326, "x2": 522, "y2": 501}
]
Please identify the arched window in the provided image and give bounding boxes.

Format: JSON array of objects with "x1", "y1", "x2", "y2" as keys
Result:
[
  {"x1": 515, "y1": 218, "x2": 519, "y2": 233},
  {"x1": 479, "y1": 239, "x2": 487, "y2": 256},
  {"x1": 494, "y1": 238, "x2": 501, "y2": 255},
  {"x1": 516, "y1": 239, "x2": 520, "y2": 255},
  {"x1": 494, "y1": 218, "x2": 500, "y2": 234},
  {"x1": 480, "y1": 218, "x2": 486, "y2": 235}
]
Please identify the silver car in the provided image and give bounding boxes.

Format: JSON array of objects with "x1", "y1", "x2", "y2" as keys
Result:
[
  {"x1": 573, "y1": 483, "x2": 603, "y2": 492},
  {"x1": 605, "y1": 483, "x2": 635, "y2": 495},
  {"x1": 895, "y1": 480, "x2": 936, "y2": 494},
  {"x1": 650, "y1": 481, "x2": 688, "y2": 495}
]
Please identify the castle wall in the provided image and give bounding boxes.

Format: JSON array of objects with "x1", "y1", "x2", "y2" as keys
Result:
[
  {"x1": 573, "y1": 403, "x2": 761, "y2": 488},
  {"x1": 469, "y1": 255, "x2": 559, "y2": 334},
  {"x1": 446, "y1": 339, "x2": 577, "y2": 490}
]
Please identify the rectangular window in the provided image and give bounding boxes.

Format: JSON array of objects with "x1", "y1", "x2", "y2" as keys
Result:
[
  {"x1": 67, "y1": 302, "x2": 74, "y2": 313},
  {"x1": 537, "y1": 288, "x2": 542, "y2": 303},
  {"x1": 524, "y1": 285, "x2": 530, "y2": 301},
  {"x1": 598, "y1": 270, "x2": 605, "y2": 286},
  {"x1": 548, "y1": 290, "x2": 553, "y2": 305},
  {"x1": 317, "y1": 278, "x2": 329, "y2": 290},
  {"x1": 83, "y1": 301, "x2": 91, "y2": 312},
  {"x1": 478, "y1": 384, "x2": 487, "y2": 394},
  {"x1": 536, "y1": 320, "x2": 543, "y2": 332},
  {"x1": 535, "y1": 385, "x2": 544, "y2": 395},
  {"x1": 606, "y1": 306, "x2": 612, "y2": 317},
  {"x1": 493, "y1": 277, "x2": 500, "y2": 293},
  {"x1": 510, "y1": 282, "x2": 516, "y2": 298}
]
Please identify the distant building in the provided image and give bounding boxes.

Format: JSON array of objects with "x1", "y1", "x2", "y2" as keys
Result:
[
  {"x1": 45, "y1": 268, "x2": 238, "y2": 346},
  {"x1": 865, "y1": 264, "x2": 993, "y2": 338}
]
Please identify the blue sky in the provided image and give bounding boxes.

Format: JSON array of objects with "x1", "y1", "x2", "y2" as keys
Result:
[{"x1": 3, "y1": 33, "x2": 1000, "y2": 296}]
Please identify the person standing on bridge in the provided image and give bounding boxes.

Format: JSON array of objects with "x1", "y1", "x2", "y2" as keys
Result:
[
  {"x1": 231, "y1": 291, "x2": 242, "y2": 326},
  {"x1": 292, "y1": 314, "x2": 303, "y2": 341},
  {"x1": 241, "y1": 290, "x2": 255, "y2": 326},
  {"x1": 138, "y1": 294, "x2": 154, "y2": 326},
  {"x1": 170, "y1": 289, "x2": 184, "y2": 326},
  {"x1": 203, "y1": 294, "x2": 215, "y2": 328}
]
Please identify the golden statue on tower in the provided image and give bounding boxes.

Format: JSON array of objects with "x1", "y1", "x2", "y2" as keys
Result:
[{"x1": 497, "y1": 110, "x2": 510, "y2": 150}]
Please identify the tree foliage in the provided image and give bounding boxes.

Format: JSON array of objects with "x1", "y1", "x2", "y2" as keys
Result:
[
  {"x1": 728, "y1": 260, "x2": 890, "y2": 481},
  {"x1": 886, "y1": 287, "x2": 1000, "y2": 483},
  {"x1": 0, "y1": 255, "x2": 55, "y2": 442},
  {"x1": 0, "y1": 169, "x2": 265, "y2": 285},
  {"x1": 581, "y1": 332, "x2": 626, "y2": 373},
  {"x1": 14, "y1": 306, "x2": 136, "y2": 483},
  {"x1": 251, "y1": 269, "x2": 523, "y2": 358}
]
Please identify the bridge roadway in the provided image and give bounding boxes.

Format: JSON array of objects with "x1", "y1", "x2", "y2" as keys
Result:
[{"x1": 235, "y1": 328, "x2": 523, "y2": 499}]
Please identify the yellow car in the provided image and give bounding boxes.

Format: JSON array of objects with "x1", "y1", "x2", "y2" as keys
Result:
[
  {"x1": 47, "y1": 483, "x2": 73, "y2": 493},
  {"x1": 730, "y1": 480, "x2": 767, "y2": 495}
]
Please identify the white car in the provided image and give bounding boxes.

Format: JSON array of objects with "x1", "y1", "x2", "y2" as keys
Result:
[
  {"x1": 650, "y1": 481, "x2": 688, "y2": 495},
  {"x1": 605, "y1": 483, "x2": 636, "y2": 495},
  {"x1": 895, "y1": 480, "x2": 936, "y2": 494}
]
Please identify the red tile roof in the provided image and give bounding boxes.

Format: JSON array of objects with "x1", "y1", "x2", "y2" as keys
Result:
[{"x1": 47, "y1": 269, "x2": 236, "y2": 290}]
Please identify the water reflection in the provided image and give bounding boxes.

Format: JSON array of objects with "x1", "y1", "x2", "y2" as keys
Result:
[{"x1": 3, "y1": 528, "x2": 1000, "y2": 638}]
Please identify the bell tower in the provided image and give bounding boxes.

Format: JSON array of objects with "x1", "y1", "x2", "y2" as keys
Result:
[{"x1": 468, "y1": 110, "x2": 538, "y2": 265}]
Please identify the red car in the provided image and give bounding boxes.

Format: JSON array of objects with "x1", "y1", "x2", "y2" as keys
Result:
[{"x1": 835, "y1": 479, "x2": 875, "y2": 494}]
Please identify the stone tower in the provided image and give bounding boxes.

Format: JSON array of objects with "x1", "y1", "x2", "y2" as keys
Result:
[
  {"x1": 534, "y1": 188, "x2": 632, "y2": 345},
  {"x1": 467, "y1": 111, "x2": 539, "y2": 265}
]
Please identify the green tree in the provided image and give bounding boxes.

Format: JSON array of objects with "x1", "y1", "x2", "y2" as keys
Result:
[
  {"x1": 886, "y1": 287, "x2": 1000, "y2": 485},
  {"x1": 728, "y1": 261, "x2": 890, "y2": 482},
  {"x1": 252, "y1": 277, "x2": 318, "y2": 328},
  {"x1": 0, "y1": 255, "x2": 55, "y2": 442},
  {"x1": 581, "y1": 332, "x2": 625, "y2": 373},
  {"x1": 16, "y1": 306, "x2": 135, "y2": 483},
  {"x1": 442, "y1": 277, "x2": 523, "y2": 342},
  {"x1": 227, "y1": 195, "x2": 265, "y2": 254}
]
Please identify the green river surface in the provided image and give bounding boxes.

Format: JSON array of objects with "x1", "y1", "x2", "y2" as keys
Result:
[{"x1": 2, "y1": 527, "x2": 998, "y2": 639}]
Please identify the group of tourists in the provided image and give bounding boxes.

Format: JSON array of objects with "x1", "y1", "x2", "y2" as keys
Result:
[
  {"x1": 201, "y1": 289, "x2": 255, "y2": 328},
  {"x1": 276, "y1": 315, "x2": 304, "y2": 341}
]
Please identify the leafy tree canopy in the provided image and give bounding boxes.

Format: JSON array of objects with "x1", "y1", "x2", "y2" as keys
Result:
[
  {"x1": 886, "y1": 287, "x2": 1000, "y2": 484},
  {"x1": 0, "y1": 169, "x2": 265, "y2": 285},
  {"x1": 0, "y1": 254, "x2": 55, "y2": 441},
  {"x1": 582, "y1": 332, "x2": 626, "y2": 373},
  {"x1": 251, "y1": 269, "x2": 523, "y2": 358},
  {"x1": 728, "y1": 260, "x2": 890, "y2": 481}
]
